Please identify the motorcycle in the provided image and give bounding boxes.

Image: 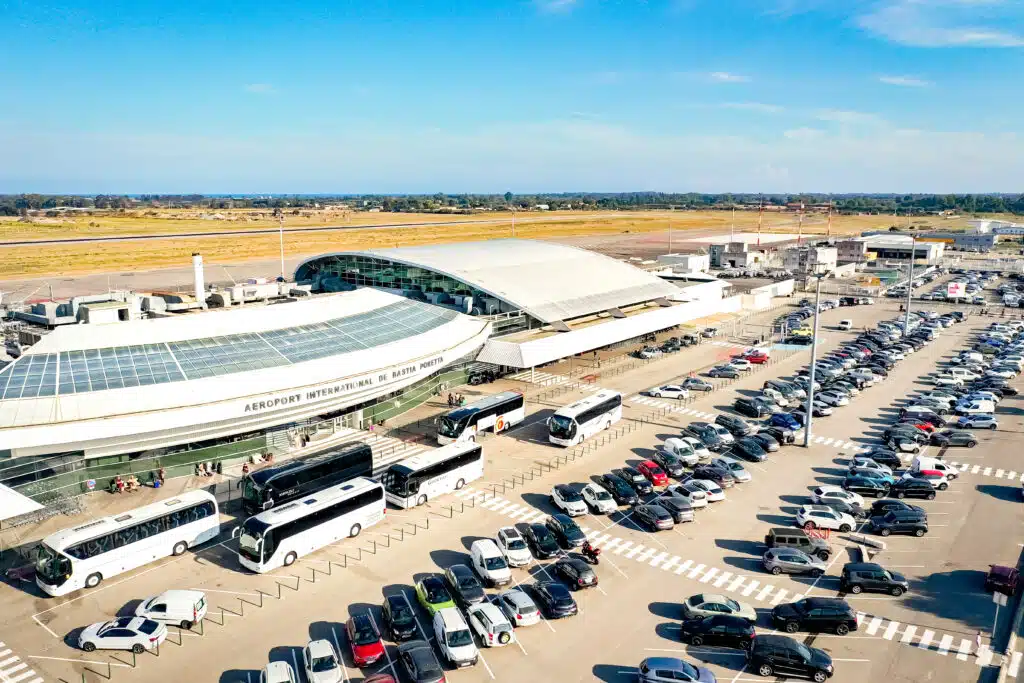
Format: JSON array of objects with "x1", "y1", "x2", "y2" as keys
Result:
[{"x1": 581, "y1": 541, "x2": 601, "y2": 565}]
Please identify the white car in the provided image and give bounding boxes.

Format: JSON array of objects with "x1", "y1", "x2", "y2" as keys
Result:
[
  {"x1": 667, "y1": 482, "x2": 709, "y2": 509},
  {"x1": 78, "y1": 617, "x2": 167, "y2": 653},
  {"x1": 303, "y1": 640, "x2": 343, "y2": 683},
  {"x1": 577, "y1": 481, "x2": 616, "y2": 512},
  {"x1": 816, "y1": 390, "x2": 849, "y2": 407},
  {"x1": 838, "y1": 319, "x2": 853, "y2": 330},
  {"x1": 957, "y1": 414, "x2": 999, "y2": 430},
  {"x1": 466, "y1": 603, "x2": 515, "y2": 648},
  {"x1": 134, "y1": 589, "x2": 207, "y2": 630},
  {"x1": 986, "y1": 368, "x2": 1016, "y2": 380},
  {"x1": 709, "y1": 424, "x2": 735, "y2": 445},
  {"x1": 681, "y1": 436, "x2": 711, "y2": 461},
  {"x1": 433, "y1": 608, "x2": 479, "y2": 667},
  {"x1": 496, "y1": 527, "x2": 532, "y2": 567},
  {"x1": 261, "y1": 662, "x2": 298, "y2": 683},
  {"x1": 934, "y1": 375, "x2": 964, "y2": 388},
  {"x1": 550, "y1": 484, "x2": 588, "y2": 516},
  {"x1": 796, "y1": 505, "x2": 856, "y2": 532},
  {"x1": 729, "y1": 359, "x2": 753, "y2": 372},
  {"x1": 811, "y1": 485, "x2": 864, "y2": 508},
  {"x1": 916, "y1": 392, "x2": 956, "y2": 406},
  {"x1": 646, "y1": 385, "x2": 690, "y2": 400},
  {"x1": 682, "y1": 478, "x2": 725, "y2": 502}
]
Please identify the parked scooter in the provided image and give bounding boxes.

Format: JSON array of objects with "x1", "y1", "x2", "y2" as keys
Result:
[{"x1": 581, "y1": 541, "x2": 601, "y2": 565}]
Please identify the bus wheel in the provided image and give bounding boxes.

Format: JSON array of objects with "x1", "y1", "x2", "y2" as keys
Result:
[
  {"x1": 455, "y1": 479, "x2": 465, "y2": 490},
  {"x1": 418, "y1": 495, "x2": 428, "y2": 507},
  {"x1": 85, "y1": 573, "x2": 103, "y2": 589},
  {"x1": 172, "y1": 541, "x2": 188, "y2": 557},
  {"x1": 283, "y1": 552, "x2": 297, "y2": 567},
  {"x1": 349, "y1": 523, "x2": 362, "y2": 538}
]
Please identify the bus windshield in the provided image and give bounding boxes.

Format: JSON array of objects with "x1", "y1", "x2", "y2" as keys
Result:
[
  {"x1": 437, "y1": 415, "x2": 468, "y2": 439},
  {"x1": 238, "y1": 517, "x2": 268, "y2": 560},
  {"x1": 35, "y1": 544, "x2": 71, "y2": 582},
  {"x1": 241, "y1": 478, "x2": 261, "y2": 505},
  {"x1": 382, "y1": 470, "x2": 412, "y2": 497},
  {"x1": 548, "y1": 415, "x2": 576, "y2": 439}
]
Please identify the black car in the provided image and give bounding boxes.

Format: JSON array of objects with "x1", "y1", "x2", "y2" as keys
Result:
[
  {"x1": 382, "y1": 593, "x2": 418, "y2": 641},
  {"x1": 657, "y1": 494, "x2": 694, "y2": 523},
  {"x1": 444, "y1": 564, "x2": 486, "y2": 607},
  {"x1": 731, "y1": 437, "x2": 768, "y2": 462},
  {"x1": 869, "y1": 509, "x2": 929, "y2": 536},
  {"x1": 398, "y1": 640, "x2": 446, "y2": 683},
  {"x1": 614, "y1": 467, "x2": 654, "y2": 495},
  {"x1": 746, "y1": 633, "x2": 834, "y2": 682},
  {"x1": 870, "y1": 499, "x2": 923, "y2": 516},
  {"x1": 842, "y1": 474, "x2": 890, "y2": 498},
  {"x1": 684, "y1": 422, "x2": 725, "y2": 452},
  {"x1": 735, "y1": 398, "x2": 770, "y2": 418},
  {"x1": 930, "y1": 429, "x2": 978, "y2": 448},
  {"x1": 888, "y1": 478, "x2": 937, "y2": 501},
  {"x1": 553, "y1": 558, "x2": 598, "y2": 590},
  {"x1": 651, "y1": 451, "x2": 686, "y2": 478},
  {"x1": 680, "y1": 614, "x2": 756, "y2": 650},
  {"x1": 898, "y1": 408, "x2": 944, "y2": 426},
  {"x1": 545, "y1": 513, "x2": 587, "y2": 548},
  {"x1": 840, "y1": 562, "x2": 909, "y2": 596},
  {"x1": 599, "y1": 473, "x2": 639, "y2": 505},
  {"x1": 759, "y1": 426, "x2": 795, "y2": 445},
  {"x1": 523, "y1": 523, "x2": 560, "y2": 559},
  {"x1": 750, "y1": 432, "x2": 780, "y2": 453},
  {"x1": 716, "y1": 414, "x2": 754, "y2": 437},
  {"x1": 634, "y1": 503, "x2": 674, "y2": 531},
  {"x1": 532, "y1": 581, "x2": 578, "y2": 618},
  {"x1": 883, "y1": 426, "x2": 928, "y2": 444},
  {"x1": 860, "y1": 448, "x2": 902, "y2": 470},
  {"x1": 771, "y1": 597, "x2": 858, "y2": 636},
  {"x1": 819, "y1": 497, "x2": 867, "y2": 520},
  {"x1": 690, "y1": 465, "x2": 736, "y2": 488}
]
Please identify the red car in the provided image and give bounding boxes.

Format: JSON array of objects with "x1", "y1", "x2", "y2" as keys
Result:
[
  {"x1": 899, "y1": 420, "x2": 935, "y2": 434},
  {"x1": 744, "y1": 351, "x2": 769, "y2": 364},
  {"x1": 638, "y1": 460, "x2": 668, "y2": 487},
  {"x1": 347, "y1": 613, "x2": 385, "y2": 667}
]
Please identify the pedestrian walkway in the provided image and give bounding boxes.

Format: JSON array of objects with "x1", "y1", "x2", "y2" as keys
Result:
[
  {"x1": 0, "y1": 640, "x2": 44, "y2": 683},
  {"x1": 509, "y1": 370, "x2": 574, "y2": 387},
  {"x1": 945, "y1": 460, "x2": 1024, "y2": 482}
]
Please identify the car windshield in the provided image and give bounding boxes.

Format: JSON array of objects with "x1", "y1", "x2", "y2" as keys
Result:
[
  {"x1": 485, "y1": 556, "x2": 507, "y2": 571},
  {"x1": 458, "y1": 574, "x2": 482, "y2": 590},
  {"x1": 724, "y1": 598, "x2": 740, "y2": 611},
  {"x1": 535, "y1": 529, "x2": 559, "y2": 550},
  {"x1": 390, "y1": 602, "x2": 415, "y2": 626},
  {"x1": 352, "y1": 621, "x2": 378, "y2": 645},
  {"x1": 504, "y1": 537, "x2": 527, "y2": 551},
  {"x1": 559, "y1": 488, "x2": 583, "y2": 502},
  {"x1": 310, "y1": 654, "x2": 338, "y2": 672},
  {"x1": 426, "y1": 583, "x2": 451, "y2": 603},
  {"x1": 561, "y1": 519, "x2": 583, "y2": 538},
  {"x1": 592, "y1": 489, "x2": 612, "y2": 501},
  {"x1": 447, "y1": 628, "x2": 473, "y2": 648}
]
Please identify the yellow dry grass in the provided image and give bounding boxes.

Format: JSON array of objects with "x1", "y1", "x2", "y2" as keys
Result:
[{"x1": 0, "y1": 209, "x2": 972, "y2": 280}]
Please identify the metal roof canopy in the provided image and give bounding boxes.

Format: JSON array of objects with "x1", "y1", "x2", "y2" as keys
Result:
[
  {"x1": 296, "y1": 239, "x2": 680, "y2": 324},
  {"x1": 0, "y1": 483, "x2": 44, "y2": 522}
]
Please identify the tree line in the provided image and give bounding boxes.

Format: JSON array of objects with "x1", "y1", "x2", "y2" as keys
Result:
[{"x1": 2, "y1": 192, "x2": 1023, "y2": 216}]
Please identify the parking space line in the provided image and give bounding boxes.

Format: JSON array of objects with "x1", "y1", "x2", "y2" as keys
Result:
[{"x1": 366, "y1": 612, "x2": 400, "y2": 680}]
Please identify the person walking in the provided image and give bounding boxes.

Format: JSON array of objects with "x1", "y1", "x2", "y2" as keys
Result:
[{"x1": 975, "y1": 631, "x2": 983, "y2": 657}]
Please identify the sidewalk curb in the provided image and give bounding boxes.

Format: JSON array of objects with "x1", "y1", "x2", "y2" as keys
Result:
[{"x1": 996, "y1": 591, "x2": 1024, "y2": 683}]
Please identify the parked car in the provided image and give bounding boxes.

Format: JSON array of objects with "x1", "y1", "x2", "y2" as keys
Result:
[
  {"x1": 303, "y1": 639, "x2": 345, "y2": 683},
  {"x1": 709, "y1": 365, "x2": 741, "y2": 379},
  {"x1": 682, "y1": 377, "x2": 714, "y2": 392},
  {"x1": 382, "y1": 593, "x2": 418, "y2": 641},
  {"x1": 634, "y1": 503, "x2": 675, "y2": 531},
  {"x1": 811, "y1": 485, "x2": 864, "y2": 507},
  {"x1": 466, "y1": 602, "x2": 515, "y2": 648},
  {"x1": 615, "y1": 466, "x2": 655, "y2": 495},
  {"x1": 651, "y1": 449, "x2": 688, "y2": 477},
  {"x1": 637, "y1": 460, "x2": 669, "y2": 487},
  {"x1": 495, "y1": 587, "x2": 541, "y2": 627},
  {"x1": 523, "y1": 523, "x2": 560, "y2": 559},
  {"x1": 750, "y1": 432, "x2": 780, "y2": 453},
  {"x1": 545, "y1": 514, "x2": 586, "y2": 548},
  {"x1": 888, "y1": 478, "x2": 938, "y2": 501},
  {"x1": 346, "y1": 614, "x2": 385, "y2": 667},
  {"x1": 552, "y1": 557, "x2": 598, "y2": 590},
  {"x1": 646, "y1": 385, "x2": 690, "y2": 399},
  {"x1": 681, "y1": 593, "x2": 757, "y2": 623},
  {"x1": 986, "y1": 565, "x2": 1020, "y2": 597},
  {"x1": 496, "y1": 526, "x2": 533, "y2": 568},
  {"x1": 78, "y1": 617, "x2": 168, "y2": 654},
  {"x1": 731, "y1": 437, "x2": 768, "y2": 462},
  {"x1": 956, "y1": 414, "x2": 999, "y2": 430},
  {"x1": 929, "y1": 429, "x2": 978, "y2": 448},
  {"x1": 444, "y1": 564, "x2": 487, "y2": 607},
  {"x1": 657, "y1": 494, "x2": 696, "y2": 523},
  {"x1": 746, "y1": 634, "x2": 834, "y2": 682},
  {"x1": 599, "y1": 473, "x2": 639, "y2": 506},
  {"x1": 531, "y1": 582, "x2": 578, "y2": 619},
  {"x1": 134, "y1": 589, "x2": 207, "y2": 630},
  {"x1": 762, "y1": 548, "x2": 827, "y2": 577},
  {"x1": 416, "y1": 576, "x2": 457, "y2": 616},
  {"x1": 638, "y1": 657, "x2": 717, "y2": 683},
  {"x1": 716, "y1": 414, "x2": 754, "y2": 437},
  {"x1": 840, "y1": 562, "x2": 909, "y2": 596},
  {"x1": 771, "y1": 597, "x2": 858, "y2": 636},
  {"x1": 842, "y1": 475, "x2": 890, "y2": 498},
  {"x1": 550, "y1": 484, "x2": 588, "y2": 517},
  {"x1": 869, "y1": 508, "x2": 929, "y2": 536},
  {"x1": 679, "y1": 615, "x2": 756, "y2": 650},
  {"x1": 581, "y1": 483, "x2": 618, "y2": 514},
  {"x1": 397, "y1": 640, "x2": 446, "y2": 683},
  {"x1": 795, "y1": 505, "x2": 855, "y2": 532}
]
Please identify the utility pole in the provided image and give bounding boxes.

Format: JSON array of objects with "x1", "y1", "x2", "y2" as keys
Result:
[
  {"x1": 827, "y1": 201, "x2": 833, "y2": 238},
  {"x1": 668, "y1": 220, "x2": 673, "y2": 255},
  {"x1": 797, "y1": 210, "x2": 804, "y2": 246},
  {"x1": 278, "y1": 215, "x2": 286, "y2": 281},
  {"x1": 904, "y1": 235, "x2": 917, "y2": 334},
  {"x1": 757, "y1": 195, "x2": 763, "y2": 247},
  {"x1": 731, "y1": 207, "x2": 735, "y2": 242},
  {"x1": 803, "y1": 266, "x2": 831, "y2": 448},
  {"x1": 512, "y1": 208, "x2": 516, "y2": 238}
]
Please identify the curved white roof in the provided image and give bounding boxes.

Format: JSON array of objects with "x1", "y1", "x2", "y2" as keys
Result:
[{"x1": 296, "y1": 239, "x2": 679, "y2": 323}]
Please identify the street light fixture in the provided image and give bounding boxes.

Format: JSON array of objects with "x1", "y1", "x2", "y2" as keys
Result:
[{"x1": 803, "y1": 265, "x2": 832, "y2": 448}]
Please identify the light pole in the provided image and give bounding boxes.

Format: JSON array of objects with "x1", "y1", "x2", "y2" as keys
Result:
[
  {"x1": 803, "y1": 265, "x2": 832, "y2": 448},
  {"x1": 903, "y1": 235, "x2": 917, "y2": 334}
]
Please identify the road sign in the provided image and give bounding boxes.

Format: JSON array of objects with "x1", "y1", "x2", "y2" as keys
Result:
[
  {"x1": 993, "y1": 591, "x2": 1009, "y2": 607},
  {"x1": 947, "y1": 282, "x2": 966, "y2": 299}
]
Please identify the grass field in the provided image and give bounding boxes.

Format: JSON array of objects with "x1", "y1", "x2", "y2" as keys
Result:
[{"x1": 0, "y1": 209, "x2": 974, "y2": 280}]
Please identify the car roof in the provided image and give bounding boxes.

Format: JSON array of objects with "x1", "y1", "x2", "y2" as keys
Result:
[
  {"x1": 641, "y1": 460, "x2": 660, "y2": 468},
  {"x1": 803, "y1": 597, "x2": 847, "y2": 608},
  {"x1": 435, "y1": 606, "x2": 468, "y2": 629},
  {"x1": 471, "y1": 539, "x2": 502, "y2": 556},
  {"x1": 844, "y1": 562, "x2": 883, "y2": 571},
  {"x1": 448, "y1": 564, "x2": 474, "y2": 578},
  {"x1": 502, "y1": 588, "x2": 533, "y2": 605},
  {"x1": 307, "y1": 639, "x2": 335, "y2": 658},
  {"x1": 499, "y1": 525, "x2": 522, "y2": 538},
  {"x1": 641, "y1": 657, "x2": 690, "y2": 671}
]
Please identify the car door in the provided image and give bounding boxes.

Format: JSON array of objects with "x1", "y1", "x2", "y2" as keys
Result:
[
  {"x1": 706, "y1": 620, "x2": 728, "y2": 647},
  {"x1": 806, "y1": 607, "x2": 829, "y2": 631},
  {"x1": 866, "y1": 570, "x2": 887, "y2": 592},
  {"x1": 783, "y1": 553, "x2": 808, "y2": 574},
  {"x1": 105, "y1": 628, "x2": 136, "y2": 650}
]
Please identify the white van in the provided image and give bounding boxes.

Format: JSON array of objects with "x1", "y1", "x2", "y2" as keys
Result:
[
  {"x1": 911, "y1": 456, "x2": 959, "y2": 480},
  {"x1": 433, "y1": 607, "x2": 479, "y2": 667},
  {"x1": 470, "y1": 539, "x2": 511, "y2": 586},
  {"x1": 838, "y1": 319, "x2": 853, "y2": 331},
  {"x1": 659, "y1": 438, "x2": 701, "y2": 466},
  {"x1": 949, "y1": 368, "x2": 980, "y2": 381},
  {"x1": 957, "y1": 399, "x2": 995, "y2": 415},
  {"x1": 135, "y1": 589, "x2": 207, "y2": 630}
]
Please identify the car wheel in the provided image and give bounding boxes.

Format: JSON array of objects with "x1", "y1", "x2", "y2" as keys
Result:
[
  {"x1": 938, "y1": 483, "x2": 948, "y2": 491},
  {"x1": 914, "y1": 528, "x2": 926, "y2": 537},
  {"x1": 890, "y1": 586, "x2": 904, "y2": 597},
  {"x1": 803, "y1": 521, "x2": 816, "y2": 530},
  {"x1": 132, "y1": 643, "x2": 145, "y2": 655},
  {"x1": 455, "y1": 478, "x2": 465, "y2": 490},
  {"x1": 418, "y1": 494, "x2": 428, "y2": 506},
  {"x1": 811, "y1": 569, "x2": 824, "y2": 578},
  {"x1": 895, "y1": 491, "x2": 906, "y2": 499},
  {"x1": 283, "y1": 551, "x2": 298, "y2": 566},
  {"x1": 813, "y1": 671, "x2": 828, "y2": 683},
  {"x1": 850, "y1": 584, "x2": 863, "y2": 594},
  {"x1": 172, "y1": 541, "x2": 188, "y2": 557},
  {"x1": 691, "y1": 635, "x2": 704, "y2": 646},
  {"x1": 82, "y1": 642, "x2": 96, "y2": 653},
  {"x1": 85, "y1": 572, "x2": 103, "y2": 589},
  {"x1": 771, "y1": 566, "x2": 782, "y2": 575},
  {"x1": 836, "y1": 623, "x2": 850, "y2": 636},
  {"x1": 990, "y1": 424, "x2": 998, "y2": 431},
  {"x1": 785, "y1": 621, "x2": 800, "y2": 634},
  {"x1": 350, "y1": 523, "x2": 362, "y2": 538},
  {"x1": 839, "y1": 524, "x2": 851, "y2": 533},
  {"x1": 876, "y1": 491, "x2": 885, "y2": 498},
  {"x1": 880, "y1": 528, "x2": 892, "y2": 537},
  {"x1": 758, "y1": 664, "x2": 774, "y2": 677},
  {"x1": 968, "y1": 440, "x2": 978, "y2": 448}
]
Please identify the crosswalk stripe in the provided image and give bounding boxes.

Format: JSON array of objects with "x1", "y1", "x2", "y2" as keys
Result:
[
  {"x1": 688, "y1": 563, "x2": 707, "y2": 579},
  {"x1": 625, "y1": 544, "x2": 644, "y2": 559},
  {"x1": 882, "y1": 621, "x2": 901, "y2": 640},
  {"x1": 742, "y1": 580, "x2": 760, "y2": 597},
  {"x1": 701, "y1": 567, "x2": 720, "y2": 584},
  {"x1": 997, "y1": 470, "x2": 1006, "y2": 478},
  {"x1": 917, "y1": 629, "x2": 935, "y2": 650},
  {"x1": 854, "y1": 612, "x2": 866, "y2": 626},
  {"x1": 957, "y1": 639, "x2": 972, "y2": 661},
  {"x1": 659, "y1": 555, "x2": 680, "y2": 571},
  {"x1": 1010, "y1": 472, "x2": 1018, "y2": 481},
  {"x1": 728, "y1": 575, "x2": 746, "y2": 592},
  {"x1": 7, "y1": 671, "x2": 35, "y2": 683},
  {"x1": 937, "y1": 634, "x2": 954, "y2": 655},
  {"x1": 823, "y1": 438, "x2": 834, "y2": 446},
  {"x1": 4, "y1": 664, "x2": 28, "y2": 677},
  {"x1": 603, "y1": 538, "x2": 621, "y2": 553},
  {"x1": 960, "y1": 463, "x2": 970, "y2": 472},
  {"x1": 713, "y1": 571, "x2": 733, "y2": 588},
  {"x1": 614, "y1": 541, "x2": 633, "y2": 556},
  {"x1": 0, "y1": 656, "x2": 20, "y2": 668},
  {"x1": 972, "y1": 465, "x2": 981, "y2": 474},
  {"x1": 503, "y1": 504, "x2": 524, "y2": 517},
  {"x1": 637, "y1": 548, "x2": 657, "y2": 563},
  {"x1": 866, "y1": 617, "x2": 883, "y2": 635},
  {"x1": 984, "y1": 467, "x2": 993, "y2": 476},
  {"x1": 901, "y1": 626, "x2": 918, "y2": 644},
  {"x1": 770, "y1": 589, "x2": 788, "y2": 605},
  {"x1": 814, "y1": 436, "x2": 825, "y2": 444},
  {"x1": 756, "y1": 584, "x2": 774, "y2": 601},
  {"x1": 649, "y1": 552, "x2": 669, "y2": 568},
  {"x1": 978, "y1": 646, "x2": 995, "y2": 667},
  {"x1": 1008, "y1": 650, "x2": 1022, "y2": 675},
  {"x1": 676, "y1": 559, "x2": 694, "y2": 575}
]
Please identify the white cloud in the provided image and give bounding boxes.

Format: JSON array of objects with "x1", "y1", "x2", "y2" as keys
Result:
[
  {"x1": 816, "y1": 109, "x2": 885, "y2": 125},
  {"x1": 708, "y1": 71, "x2": 750, "y2": 83},
  {"x1": 857, "y1": 0, "x2": 1024, "y2": 47},
  {"x1": 244, "y1": 83, "x2": 275, "y2": 94},
  {"x1": 784, "y1": 127, "x2": 826, "y2": 140},
  {"x1": 721, "y1": 102, "x2": 785, "y2": 113},
  {"x1": 879, "y1": 75, "x2": 932, "y2": 87},
  {"x1": 535, "y1": 0, "x2": 577, "y2": 12}
]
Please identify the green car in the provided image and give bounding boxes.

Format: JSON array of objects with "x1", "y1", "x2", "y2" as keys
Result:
[{"x1": 415, "y1": 576, "x2": 457, "y2": 615}]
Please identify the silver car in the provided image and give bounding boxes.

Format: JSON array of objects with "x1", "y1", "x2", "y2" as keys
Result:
[
  {"x1": 494, "y1": 588, "x2": 541, "y2": 627},
  {"x1": 762, "y1": 548, "x2": 826, "y2": 577},
  {"x1": 712, "y1": 456, "x2": 752, "y2": 483}
]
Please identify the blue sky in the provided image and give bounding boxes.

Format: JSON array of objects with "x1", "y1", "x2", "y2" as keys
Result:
[{"x1": 3, "y1": 0, "x2": 1024, "y2": 193}]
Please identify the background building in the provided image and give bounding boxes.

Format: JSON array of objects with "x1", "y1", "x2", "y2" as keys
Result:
[
  {"x1": 783, "y1": 246, "x2": 838, "y2": 273},
  {"x1": 836, "y1": 235, "x2": 945, "y2": 263}
]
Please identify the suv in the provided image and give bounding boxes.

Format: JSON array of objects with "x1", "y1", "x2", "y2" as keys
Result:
[
  {"x1": 764, "y1": 528, "x2": 831, "y2": 561},
  {"x1": 716, "y1": 414, "x2": 753, "y2": 437},
  {"x1": 550, "y1": 484, "x2": 587, "y2": 517},
  {"x1": 795, "y1": 505, "x2": 855, "y2": 533},
  {"x1": 432, "y1": 607, "x2": 479, "y2": 668},
  {"x1": 771, "y1": 597, "x2": 858, "y2": 636},
  {"x1": 840, "y1": 562, "x2": 909, "y2": 596},
  {"x1": 735, "y1": 397, "x2": 770, "y2": 418},
  {"x1": 746, "y1": 633, "x2": 834, "y2": 682},
  {"x1": 869, "y1": 509, "x2": 928, "y2": 537}
]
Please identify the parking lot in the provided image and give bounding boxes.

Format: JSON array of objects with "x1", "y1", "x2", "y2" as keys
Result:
[{"x1": 1, "y1": 299, "x2": 1022, "y2": 683}]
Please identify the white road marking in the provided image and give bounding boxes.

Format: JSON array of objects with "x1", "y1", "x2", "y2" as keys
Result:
[
  {"x1": 700, "y1": 567, "x2": 720, "y2": 584},
  {"x1": 688, "y1": 563, "x2": 707, "y2": 579},
  {"x1": 957, "y1": 639, "x2": 972, "y2": 661},
  {"x1": 882, "y1": 621, "x2": 901, "y2": 640},
  {"x1": 614, "y1": 541, "x2": 633, "y2": 556},
  {"x1": 728, "y1": 575, "x2": 746, "y2": 592},
  {"x1": 770, "y1": 589, "x2": 788, "y2": 605},
  {"x1": 661, "y1": 556, "x2": 681, "y2": 572},
  {"x1": 937, "y1": 634, "x2": 954, "y2": 655},
  {"x1": 865, "y1": 617, "x2": 883, "y2": 635},
  {"x1": 649, "y1": 552, "x2": 669, "y2": 568},
  {"x1": 756, "y1": 584, "x2": 775, "y2": 601},
  {"x1": 984, "y1": 467, "x2": 993, "y2": 476},
  {"x1": 917, "y1": 629, "x2": 935, "y2": 650},
  {"x1": 713, "y1": 571, "x2": 733, "y2": 588},
  {"x1": 676, "y1": 560, "x2": 694, "y2": 575},
  {"x1": 1008, "y1": 650, "x2": 1022, "y2": 675},
  {"x1": 742, "y1": 580, "x2": 760, "y2": 597}
]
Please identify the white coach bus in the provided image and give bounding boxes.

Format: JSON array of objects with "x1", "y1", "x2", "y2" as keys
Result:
[
  {"x1": 236, "y1": 477, "x2": 384, "y2": 573},
  {"x1": 436, "y1": 391, "x2": 525, "y2": 444},
  {"x1": 35, "y1": 490, "x2": 220, "y2": 597},
  {"x1": 382, "y1": 442, "x2": 484, "y2": 508},
  {"x1": 547, "y1": 390, "x2": 623, "y2": 447}
]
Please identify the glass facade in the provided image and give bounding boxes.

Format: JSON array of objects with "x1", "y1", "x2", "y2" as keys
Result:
[{"x1": 0, "y1": 299, "x2": 459, "y2": 400}]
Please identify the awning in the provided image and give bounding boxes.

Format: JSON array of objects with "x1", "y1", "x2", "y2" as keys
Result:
[{"x1": 0, "y1": 483, "x2": 43, "y2": 523}]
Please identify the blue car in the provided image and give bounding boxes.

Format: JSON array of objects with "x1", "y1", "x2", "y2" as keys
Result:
[
  {"x1": 769, "y1": 413, "x2": 801, "y2": 431},
  {"x1": 853, "y1": 468, "x2": 896, "y2": 485}
]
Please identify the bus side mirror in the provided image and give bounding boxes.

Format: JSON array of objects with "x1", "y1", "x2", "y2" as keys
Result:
[
  {"x1": 262, "y1": 501, "x2": 273, "y2": 511},
  {"x1": 230, "y1": 526, "x2": 241, "y2": 539}
]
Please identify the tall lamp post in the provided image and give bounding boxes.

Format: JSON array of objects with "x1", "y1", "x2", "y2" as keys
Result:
[
  {"x1": 904, "y1": 235, "x2": 917, "y2": 334},
  {"x1": 803, "y1": 265, "x2": 832, "y2": 448}
]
